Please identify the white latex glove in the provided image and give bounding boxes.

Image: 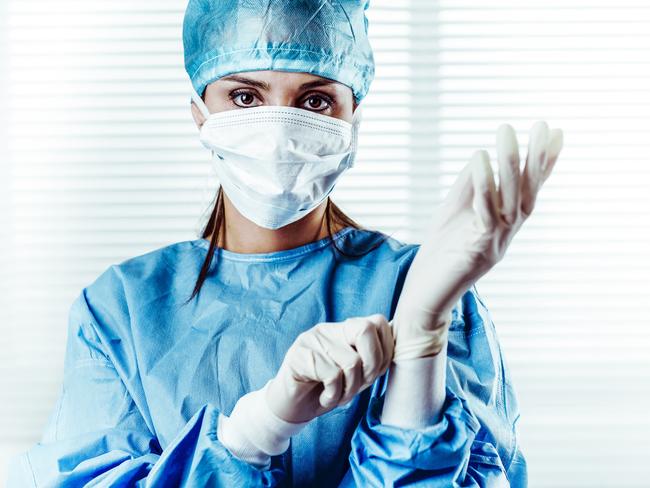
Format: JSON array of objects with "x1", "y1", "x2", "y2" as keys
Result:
[
  {"x1": 392, "y1": 121, "x2": 564, "y2": 361},
  {"x1": 217, "y1": 381, "x2": 309, "y2": 469},
  {"x1": 266, "y1": 314, "x2": 394, "y2": 423},
  {"x1": 218, "y1": 314, "x2": 394, "y2": 469},
  {"x1": 217, "y1": 314, "x2": 394, "y2": 469}
]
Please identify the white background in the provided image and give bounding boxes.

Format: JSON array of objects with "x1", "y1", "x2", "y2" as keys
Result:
[{"x1": 2, "y1": 1, "x2": 650, "y2": 486}]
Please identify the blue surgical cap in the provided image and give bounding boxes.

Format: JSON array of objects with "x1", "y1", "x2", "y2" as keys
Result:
[{"x1": 183, "y1": 0, "x2": 375, "y2": 104}]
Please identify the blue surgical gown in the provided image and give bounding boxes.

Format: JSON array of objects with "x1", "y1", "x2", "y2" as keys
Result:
[{"x1": 8, "y1": 226, "x2": 527, "y2": 487}]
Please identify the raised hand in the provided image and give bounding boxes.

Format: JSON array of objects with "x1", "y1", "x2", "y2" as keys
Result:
[{"x1": 391, "y1": 121, "x2": 564, "y2": 361}]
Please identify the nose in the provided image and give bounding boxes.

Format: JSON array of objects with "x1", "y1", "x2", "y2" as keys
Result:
[{"x1": 264, "y1": 92, "x2": 296, "y2": 107}]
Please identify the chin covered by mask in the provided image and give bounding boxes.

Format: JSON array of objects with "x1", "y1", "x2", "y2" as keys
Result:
[{"x1": 192, "y1": 91, "x2": 363, "y2": 230}]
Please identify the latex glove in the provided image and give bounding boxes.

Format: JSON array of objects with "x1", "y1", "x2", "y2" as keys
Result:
[
  {"x1": 217, "y1": 314, "x2": 393, "y2": 469},
  {"x1": 217, "y1": 380, "x2": 306, "y2": 468},
  {"x1": 392, "y1": 121, "x2": 564, "y2": 361},
  {"x1": 266, "y1": 314, "x2": 394, "y2": 423}
]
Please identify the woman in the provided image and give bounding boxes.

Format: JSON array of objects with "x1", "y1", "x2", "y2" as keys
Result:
[{"x1": 9, "y1": 1, "x2": 563, "y2": 486}]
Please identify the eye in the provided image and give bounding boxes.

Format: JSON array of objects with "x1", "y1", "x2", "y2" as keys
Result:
[
  {"x1": 230, "y1": 89, "x2": 261, "y2": 108},
  {"x1": 302, "y1": 94, "x2": 333, "y2": 112}
]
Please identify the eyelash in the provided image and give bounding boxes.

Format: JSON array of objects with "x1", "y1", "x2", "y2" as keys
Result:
[
  {"x1": 229, "y1": 90, "x2": 257, "y2": 106},
  {"x1": 229, "y1": 89, "x2": 334, "y2": 111}
]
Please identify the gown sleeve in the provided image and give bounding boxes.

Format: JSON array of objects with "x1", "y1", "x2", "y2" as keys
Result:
[
  {"x1": 341, "y1": 286, "x2": 527, "y2": 487},
  {"x1": 342, "y1": 386, "x2": 509, "y2": 487},
  {"x1": 7, "y1": 290, "x2": 285, "y2": 488}
]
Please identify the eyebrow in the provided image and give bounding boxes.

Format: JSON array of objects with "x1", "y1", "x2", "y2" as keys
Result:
[{"x1": 219, "y1": 74, "x2": 337, "y2": 91}]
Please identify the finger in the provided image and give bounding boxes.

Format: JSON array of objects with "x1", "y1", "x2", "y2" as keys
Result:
[
  {"x1": 541, "y1": 128, "x2": 564, "y2": 183},
  {"x1": 311, "y1": 348, "x2": 345, "y2": 409},
  {"x1": 352, "y1": 314, "x2": 388, "y2": 384},
  {"x1": 376, "y1": 317, "x2": 395, "y2": 374},
  {"x1": 521, "y1": 121, "x2": 549, "y2": 216},
  {"x1": 471, "y1": 150, "x2": 499, "y2": 233},
  {"x1": 323, "y1": 323, "x2": 364, "y2": 405},
  {"x1": 496, "y1": 124, "x2": 521, "y2": 226},
  {"x1": 293, "y1": 330, "x2": 346, "y2": 408},
  {"x1": 355, "y1": 325, "x2": 383, "y2": 386},
  {"x1": 442, "y1": 159, "x2": 475, "y2": 216}
]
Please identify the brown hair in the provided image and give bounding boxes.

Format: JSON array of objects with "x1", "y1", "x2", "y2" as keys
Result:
[{"x1": 183, "y1": 187, "x2": 387, "y2": 305}]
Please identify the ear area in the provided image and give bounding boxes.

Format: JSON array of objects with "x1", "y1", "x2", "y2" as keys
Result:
[
  {"x1": 190, "y1": 83, "x2": 211, "y2": 129},
  {"x1": 191, "y1": 101, "x2": 207, "y2": 129}
]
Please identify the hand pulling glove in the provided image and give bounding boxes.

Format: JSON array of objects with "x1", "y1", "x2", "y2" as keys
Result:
[{"x1": 218, "y1": 314, "x2": 394, "y2": 467}]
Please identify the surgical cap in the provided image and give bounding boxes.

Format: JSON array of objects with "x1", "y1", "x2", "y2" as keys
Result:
[{"x1": 182, "y1": 0, "x2": 375, "y2": 104}]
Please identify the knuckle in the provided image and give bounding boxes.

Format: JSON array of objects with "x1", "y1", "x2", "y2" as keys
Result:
[
  {"x1": 360, "y1": 320, "x2": 375, "y2": 334},
  {"x1": 313, "y1": 321, "x2": 326, "y2": 331},
  {"x1": 295, "y1": 331, "x2": 309, "y2": 345},
  {"x1": 343, "y1": 357, "x2": 363, "y2": 373},
  {"x1": 369, "y1": 313, "x2": 387, "y2": 324},
  {"x1": 324, "y1": 370, "x2": 342, "y2": 386},
  {"x1": 364, "y1": 314, "x2": 387, "y2": 332}
]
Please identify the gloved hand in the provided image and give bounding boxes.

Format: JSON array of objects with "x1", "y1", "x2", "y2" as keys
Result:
[
  {"x1": 391, "y1": 121, "x2": 564, "y2": 361},
  {"x1": 266, "y1": 314, "x2": 394, "y2": 423},
  {"x1": 218, "y1": 314, "x2": 394, "y2": 468}
]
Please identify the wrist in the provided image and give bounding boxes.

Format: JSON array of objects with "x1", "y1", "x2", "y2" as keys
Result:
[
  {"x1": 217, "y1": 380, "x2": 309, "y2": 469},
  {"x1": 394, "y1": 306, "x2": 452, "y2": 330},
  {"x1": 381, "y1": 343, "x2": 448, "y2": 428},
  {"x1": 265, "y1": 374, "x2": 308, "y2": 423},
  {"x1": 390, "y1": 309, "x2": 452, "y2": 361}
]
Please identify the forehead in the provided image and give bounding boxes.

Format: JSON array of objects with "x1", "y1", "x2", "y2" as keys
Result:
[{"x1": 213, "y1": 70, "x2": 346, "y2": 90}]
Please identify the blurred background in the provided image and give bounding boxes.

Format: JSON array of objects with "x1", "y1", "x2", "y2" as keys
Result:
[{"x1": 1, "y1": 0, "x2": 649, "y2": 486}]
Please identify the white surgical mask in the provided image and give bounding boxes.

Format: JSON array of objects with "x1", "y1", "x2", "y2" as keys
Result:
[{"x1": 191, "y1": 88, "x2": 362, "y2": 230}]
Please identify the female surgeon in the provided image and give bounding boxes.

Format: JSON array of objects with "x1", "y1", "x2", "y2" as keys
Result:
[{"x1": 8, "y1": 1, "x2": 563, "y2": 487}]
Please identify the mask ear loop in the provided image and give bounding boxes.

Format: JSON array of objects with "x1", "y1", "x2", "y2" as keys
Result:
[
  {"x1": 190, "y1": 82, "x2": 219, "y2": 238},
  {"x1": 346, "y1": 101, "x2": 364, "y2": 169},
  {"x1": 190, "y1": 83, "x2": 212, "y2": 119},
  {"x1": 352, "y1": 102, "x2": 364, "y2": 124}
]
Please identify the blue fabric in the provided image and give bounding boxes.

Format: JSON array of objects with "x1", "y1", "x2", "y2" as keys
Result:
[
  {"x1": 8, "y1": 227, "x2": 526, "y2": 487},
  {"x1": 182, "y1": 0, "x2": 375, "y2": 103}
]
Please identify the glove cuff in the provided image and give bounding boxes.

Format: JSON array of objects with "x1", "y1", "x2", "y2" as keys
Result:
[
  {"x1": 390, "y1": 311, "x2": 452, "y2": 361},
  {"x1": 217, "y1": 380, "x2": 309, "y2": 469}
]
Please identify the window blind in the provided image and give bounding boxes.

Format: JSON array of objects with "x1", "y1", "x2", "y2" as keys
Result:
[{"x1": 2, "y1": 1, "x2": 649, "y2": 486}]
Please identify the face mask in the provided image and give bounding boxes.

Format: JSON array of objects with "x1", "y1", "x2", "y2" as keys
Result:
[{"x1": 191, "y1": 88, "x2": 362, "y2": 230}]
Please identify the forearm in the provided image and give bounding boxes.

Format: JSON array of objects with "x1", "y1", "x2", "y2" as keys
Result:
[
  {"x1": 217, "y1": 380, "x2": 309, "y2": 469},
  {"x1": 380, "y1": 340, "x2": 448, "y2": 429}
]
